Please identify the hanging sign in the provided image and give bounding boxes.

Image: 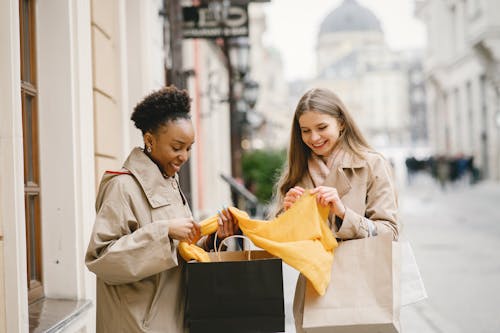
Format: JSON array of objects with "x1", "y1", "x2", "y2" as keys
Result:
[{"x1": 182, "y1": 5, "x2": 249, "y2": 38}]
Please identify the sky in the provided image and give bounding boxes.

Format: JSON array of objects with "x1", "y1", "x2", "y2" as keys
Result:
[{"x1": 262, "y1": 0, "x2": 427, "y2": 81}]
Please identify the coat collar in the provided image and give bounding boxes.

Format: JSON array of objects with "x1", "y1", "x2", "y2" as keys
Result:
[
  {"x1": 316, "y1": 150, "x2": 367, "y2": 198},
  {"x1": 340, "y1": 150, "x2": 367, "y2": 169},
  {"x1": 123, "y1": 147, "x2": 176, "y2": 208}
]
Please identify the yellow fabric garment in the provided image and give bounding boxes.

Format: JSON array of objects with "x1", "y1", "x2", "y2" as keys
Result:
[
  {"x1": 178, "y1": 193, "x2": 338, "y2": 295},
  {"x1": 178, "y1": 241, "x2": 210, "y2": 262},
  {"x1": 178, "y1": 217, "x2": 219, "y2": 262}
]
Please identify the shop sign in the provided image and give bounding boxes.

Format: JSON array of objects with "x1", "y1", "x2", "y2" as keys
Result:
[{"x1": 182, "y1": 5, "x2": 249, "y2": 38}]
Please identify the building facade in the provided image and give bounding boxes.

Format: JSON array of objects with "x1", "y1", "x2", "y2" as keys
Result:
[
  {"x1": 184, "y1": 38, "x2": 233, "y2": 219},
  {"x1": 0, "y1": 0, "x2": 234, "y2": 331},
  {"x1": 248, "y1": 4, "x2": 291, "y2": 150},
  {"x1": 416, "y1": 0, "x2": 500, "y2": 180}
]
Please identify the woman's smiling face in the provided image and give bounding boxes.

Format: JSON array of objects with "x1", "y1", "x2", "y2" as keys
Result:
[
  {"x1": 147, "y1": 118, "x2": 195, "y2": 177},
  {"x1": 298, "y1": 110, "x2": 342, "y2": 157}
]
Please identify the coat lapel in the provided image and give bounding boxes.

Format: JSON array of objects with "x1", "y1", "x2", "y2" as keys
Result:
[
  {"x1": 322, "y1": 167, "x2": 351, "y2": 198},
  {"x1": 123, "y1": 147, "x2": 172, "y2": 208},
  {"x1": 321, "y1": 151, "x2": 367, "y2": 198}
]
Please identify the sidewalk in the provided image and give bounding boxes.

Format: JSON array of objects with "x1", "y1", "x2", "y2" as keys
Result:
[{"x1": 398, "y1": 175, "x2": 500, "y2": 333}]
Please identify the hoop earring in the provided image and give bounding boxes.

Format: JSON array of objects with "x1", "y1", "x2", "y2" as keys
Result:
[{"x1": 146, "y1": 146, "x2": 152, "y2": 153}]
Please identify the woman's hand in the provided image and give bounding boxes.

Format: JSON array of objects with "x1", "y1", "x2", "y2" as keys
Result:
[
  {"x1": 283, "y1": 186, "x2": 305, "y2": 211},
  {"x1": 217, "y1": 207, "x2": 239, "y2": 239},
  {"x1": 310, "y1": 186, "x2": 346, "y2": 219},
  {"x1": 168, "y1": 218, "x2": 201, "y2": 244}
]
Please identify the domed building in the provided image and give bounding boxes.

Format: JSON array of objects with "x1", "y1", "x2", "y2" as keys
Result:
[
  {"x1": 317, "y1": 0, "x2": 384, "y2": 74},
  {"x1": 311, "y1": 0, "x2": 422, "y2": 149}
]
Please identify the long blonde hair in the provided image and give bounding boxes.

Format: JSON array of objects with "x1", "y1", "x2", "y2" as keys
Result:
[{"x1": 269, "y1": 88, "x2": 372, "y2": 216}]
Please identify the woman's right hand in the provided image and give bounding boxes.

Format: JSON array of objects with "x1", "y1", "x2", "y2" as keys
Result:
[
  {"x1": 168, "y1": 218, "x2": 201, "y2": 244},
  {"x1": 283, "y1": 186, "x2": 305, "y2": 211}
]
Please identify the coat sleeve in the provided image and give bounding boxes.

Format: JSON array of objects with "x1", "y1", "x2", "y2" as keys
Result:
[
  {"x1": 85, "y1": 178, "x2": 178, "y2": 285},
  {"x1": 337, "y1": 155, "x2": 399, "y2": 240}
]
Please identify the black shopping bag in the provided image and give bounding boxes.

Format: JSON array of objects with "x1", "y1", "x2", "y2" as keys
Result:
[{"x1": 185, "y1": 250, "x2": 284, "y2": 333}]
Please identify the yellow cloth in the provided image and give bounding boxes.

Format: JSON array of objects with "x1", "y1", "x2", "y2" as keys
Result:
[
  {"x1": 178, "y1": 193, "x2": 338, "y2": 295},
  {"x1": 178, "y1": 215, "x2": 219, "y2": 262},
  {"x1": 178, "y1": 241, "x2": 211, "y2": 262}
]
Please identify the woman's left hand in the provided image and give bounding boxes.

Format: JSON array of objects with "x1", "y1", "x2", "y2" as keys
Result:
[{"x1": 310, "y1": 186, "x2": 346, "y2": 219}]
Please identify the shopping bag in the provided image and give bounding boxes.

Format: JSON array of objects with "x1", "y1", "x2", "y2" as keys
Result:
[
  {"x1": 302, "y1": 233, "x2": 401, "y2": 333},
  {"x1": 185, "y1": 249, "x2": 285, "y2": 333},
  {"x1": 400, "y1": 240, "x2": 427, "y2": 306}
]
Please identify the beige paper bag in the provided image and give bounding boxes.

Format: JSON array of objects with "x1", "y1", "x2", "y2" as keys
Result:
[{"x1": 302, "y1": 234, "x2": 401, "y2": 333}]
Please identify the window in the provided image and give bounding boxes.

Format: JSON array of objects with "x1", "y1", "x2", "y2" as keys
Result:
[{"x1": 19, "y1": 0, "x2": 43, "y2": 304}]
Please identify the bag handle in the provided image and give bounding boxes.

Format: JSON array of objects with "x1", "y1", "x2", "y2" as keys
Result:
[{"x1": 214, "y1": 234, "x2": 252, "y2": 261}]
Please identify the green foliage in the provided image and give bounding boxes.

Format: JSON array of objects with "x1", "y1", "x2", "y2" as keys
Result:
[{"x1": 242, "y1": 149, "x2": 286, "y2": 204}]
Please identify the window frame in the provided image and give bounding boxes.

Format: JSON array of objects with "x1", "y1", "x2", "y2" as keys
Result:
[{"x1": 19, "y1": 0, "x2": 44, "y2": 304}]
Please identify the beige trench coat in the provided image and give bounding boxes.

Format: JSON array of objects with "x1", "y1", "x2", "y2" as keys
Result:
[
  {"x1": 292, "y1": 150, "x2": 400, "y2": 331},
  {"x1": 86, "y1": 148, "x2": 193, "y2": 333}
]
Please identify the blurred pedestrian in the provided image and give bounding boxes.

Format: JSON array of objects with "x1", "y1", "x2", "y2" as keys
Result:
[
  {"x1": 405, "y1": 156, "x2": 417, "y2": 185},
  {"x1": 85, "y1": 86, "x2": 236, "y2": 333},
  {"x1": 436, "y1": 155, "x2": 450, "y2": 191},
  {"x1": 268, "y1": 88, "x2": 399, "y2": 332}
]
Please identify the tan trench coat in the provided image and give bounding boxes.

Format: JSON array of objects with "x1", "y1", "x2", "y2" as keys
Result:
[
  {"x1": 292, "y1": 150, "x2": 400, "y2": 331},
  {"x1": 86, "y1": 148, "x2": 192, "y2": 333}
]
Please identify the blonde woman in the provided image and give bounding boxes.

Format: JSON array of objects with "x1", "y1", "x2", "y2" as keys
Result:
[{"x1": 270, "y1": 88, "x2": 399, "y2": 331}]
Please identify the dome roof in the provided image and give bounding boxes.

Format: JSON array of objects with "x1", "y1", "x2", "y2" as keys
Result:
[{"x1": 319, "y1": 0, "x2": 382, "y2": 35}]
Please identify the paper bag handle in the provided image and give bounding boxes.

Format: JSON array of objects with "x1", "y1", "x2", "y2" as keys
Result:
[{"x1": 215, "y1": 234, "x2": 252, "y2": 261}]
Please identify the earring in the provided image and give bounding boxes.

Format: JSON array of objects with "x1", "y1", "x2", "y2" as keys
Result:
[{"x1": 146, "y1": 146, "x2": 152, "y2": 153}]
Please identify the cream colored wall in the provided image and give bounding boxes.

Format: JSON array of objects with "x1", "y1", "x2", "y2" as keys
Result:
[
  {"x1": 91, "y1": 0, "x2": 123, "y2": 185},
  {"x1": 0, "y1": 195, "x2": 3, "y2": 332},
  {"x1": 124, "y1": 0, "x2": 166, "y2": 152},
  {"x1": 0, "y1": 239, "x2": 5, "y2": 333},
  {"x1": 37, "y1": 0, "x2": 94, "y2": 301},
  {"x1": 0, "y1": 0, "x2": 29, "y2": 331}
]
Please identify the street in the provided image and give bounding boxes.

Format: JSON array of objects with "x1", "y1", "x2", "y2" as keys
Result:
[
  {"x1": 282, "y1": 174, "x2": 500, "y2": 332},
  {"x1": 399, "y1": 174, "x2": 500, "y2": 333}
]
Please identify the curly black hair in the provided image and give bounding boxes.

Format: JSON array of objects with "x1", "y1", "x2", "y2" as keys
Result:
[{"x1": 131, "y1": 85, "x2": 192, "y2": 134}]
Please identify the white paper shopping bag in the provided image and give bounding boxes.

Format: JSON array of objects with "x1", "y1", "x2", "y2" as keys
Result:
[{"x1": 400, "y1": 241, "x2": 427, "y2": 306}]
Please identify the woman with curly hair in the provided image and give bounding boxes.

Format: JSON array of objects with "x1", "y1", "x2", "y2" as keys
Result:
[{"x1": 85, "y1": 86, "x2": 236, "y2": 332}]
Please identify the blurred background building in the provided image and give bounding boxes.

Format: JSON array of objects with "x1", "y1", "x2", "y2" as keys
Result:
[
  {"x1": 311, "y1": 0, "x2": 412, "y2": 147},
  {"x1": 416, "y1": 0, "x2": 500, "y2": 181},
  {"x1": 247, "y1": 5, "x2": 291, "y2": 150}
]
